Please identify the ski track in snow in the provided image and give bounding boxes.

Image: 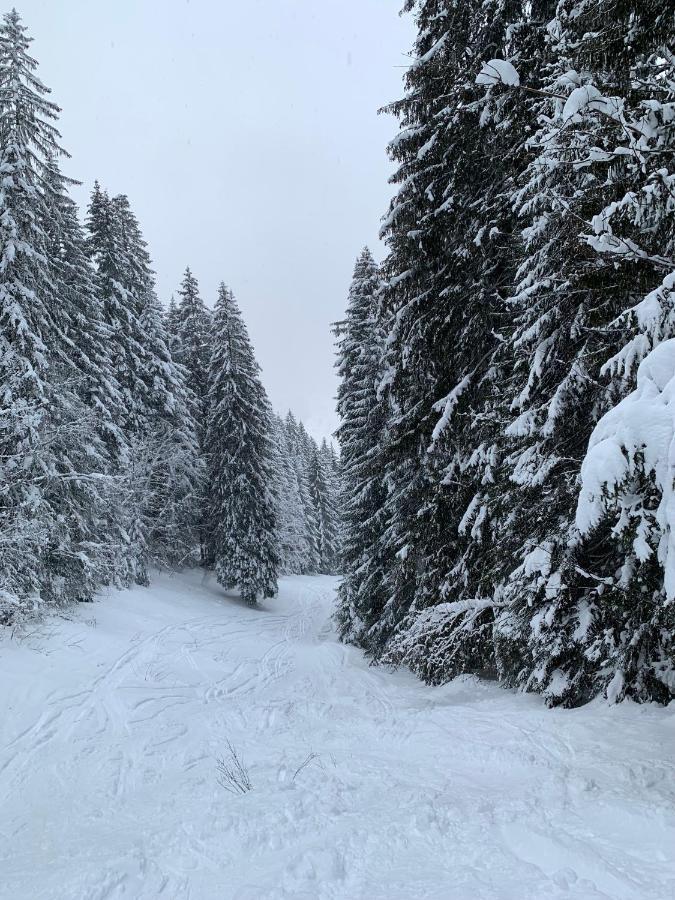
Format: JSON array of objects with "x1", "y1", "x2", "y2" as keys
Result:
[{"x1": 0, "y1": 572, "x2": 674, "y2": 899}]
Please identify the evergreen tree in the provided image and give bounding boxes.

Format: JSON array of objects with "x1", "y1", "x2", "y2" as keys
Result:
[
  {"x1": 334, "y1": 248, "x2": 389, "y2": 644},
  {"x1": 307, "y1": 439, "x2": 340, "y2": 574},
  {"x1": 205, "y1": 284, "x2": 278, "y2": 603},
  {"x1": 85, "y1": 184, "x2": 151, "y2": 440},
  {"x1": 174, "y1": 266, "x2": 211, "y2": 444},
  {"x1": 270, "y1": 414, "x2": 312, "y2": 575},
  {"x1": 40, "y1": 156, "x2": 129, "y2": 598},
  {"x1": 136, "y1": 292, "x2": 203, "y2": 570},
  {"x1": 43, "y1": 162, "x2": 127, "y2": 469},
  {"x1": 293, "y1": 421, "x2": 333, "y2": 570},
  {"x1": 86, "y1": 189, "x2": 202, "y2": 582},
  {"x1": 165, "y1": 293, "x2": 181, "y2": 357},
  {"x1": 371, "y1": 0, "x2": 533, "y2": 673},
  {"x1": 113, "y1": 195, "x2": 202, "y2": 578},
  {"x1": 491, "y1": 0, "x2": 675, "y2": 704},
  {"x1": 284, "y1": 411, "x2": 321, "y2": 573},
  {"x1": 565, "y1": 0, "x2": 675, "y2": 703},
  {"x1": 0, "y1": 10, "x2": 102, "y2": 614},
  {"x1": 319, "y1": 437, "x2": 342, "y2": 565},
  {"x1": 373, "y1": 1, "x2": 487, "y2": 657}
]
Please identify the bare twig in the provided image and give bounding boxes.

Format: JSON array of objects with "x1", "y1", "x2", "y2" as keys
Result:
[
  {"x1": 216, "y1": 741, "x2": 252, "y2": 795},
  {"x1": 292, "y1": 751, "x2": 320, "y2": 781}
]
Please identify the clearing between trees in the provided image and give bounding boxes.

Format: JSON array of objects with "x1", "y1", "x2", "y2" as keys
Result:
[{"x1": 1, "y1": 573, "x2": 673, "y2": 899}]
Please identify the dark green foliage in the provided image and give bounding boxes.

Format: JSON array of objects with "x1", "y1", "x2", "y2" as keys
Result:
[
  {"x1": 173, "y1": 267, "x2": 212, "y2": 446},
  {"x1": 334, "y1": 248, "x2": 389, "y2": 645},
  {"x1": 205, "y1": 285, "x2": 278, "y2": 604},
  {"x1": 337, "y1": 0, "x2": 675, "y2": 705}
]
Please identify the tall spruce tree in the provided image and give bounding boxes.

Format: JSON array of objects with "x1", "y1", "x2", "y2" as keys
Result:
[
  {"x1": 113, "y1": 195, "x2": 202, "y2": 578},
  {"x1": 270, "y1": 414, "x2": 312, "y2": 575},
  {"x1": 307, "y1": 440, "x2": 340, "y2": 574},
  {"x1": 43, "y1": 161, "x2": 126, "y2": 467},
  {"x1": 86, "y1": 189, "x2": 201, "y2": 582},
  {"x1": 165, "y1": 294, "x2": 181, "y2": 357},
  {"x1": 334, "y1": 248, "x2": 389, "y2": 644},
  {"x1": 490, "y1": 0, "x2": 675, "y2": 704},
  {"x1": 372, "y1": 0, "x2": 491, "y2": 658},
  {"x1": 85, "y1": 184, "x2": 151, "y2": 441},
  {"x1": 293, "y1": 421, "x2": 330, "y2": 570},
  {"x1": 173, "y1": 267, "x2": 211, "y2": 445},
  {"x1": 371, "y1": 0, "x2": 536, "y2": 675},
  {"x1": 567, "y1": 0, "x2": 675, "y2": 704},
  {"x1": 284, "y1": 411, "x2": 321, "y2": 573},
  {"x1": 205, "y1": 284, "x2": 278, "y2": 603},
  {"x1": 0, "y1": 10, "x2": 107, "y2": 614},
  {"x1": 40, "y1": 156, "x2": 129, "y2": 598},
  {"x1": 335, "y1": 0, "x2": 673, "y2": 707},
  {"x1": 136, "y1": 292, "x2": 203, "y2": 570},
  {"x1": 319, "y1": 437, "x2": 342, "y2": 567}
]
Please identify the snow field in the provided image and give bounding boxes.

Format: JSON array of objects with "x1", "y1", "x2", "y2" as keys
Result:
[{"x1": 0, "y1": 571, "x2": 674, "y2": 899}]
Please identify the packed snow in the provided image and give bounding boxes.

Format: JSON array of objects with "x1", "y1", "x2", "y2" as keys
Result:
[{"x1": 1, "y1": 572, "x2": 674, "y2": 899}]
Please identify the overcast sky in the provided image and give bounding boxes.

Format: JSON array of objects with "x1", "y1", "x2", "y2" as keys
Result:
[{"x1": 18, "y1": 0, "x2": 414, "y2": 441}]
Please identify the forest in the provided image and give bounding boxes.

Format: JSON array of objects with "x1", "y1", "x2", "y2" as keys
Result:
[
  {"x1": 1, "y1": 2, "x2": 674, "y2": 897},
  {"x1": 0, "y1": 10, "x2": 341, "y2": 620},
  {"x1": 1, "y1": 0, "x2": 674, "y2": 712}
]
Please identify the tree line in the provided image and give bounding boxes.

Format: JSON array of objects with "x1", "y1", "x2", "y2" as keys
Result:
[
  {"x1": 335, "y1": 0, "x2": 674, "y2": 706},
  {"x1": 0, "y1": 10, "x2": 341, "y2": 621}
]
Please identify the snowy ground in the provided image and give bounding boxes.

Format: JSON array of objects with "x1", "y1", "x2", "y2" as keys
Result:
[{"x1": 1, "y1": 573, "x2": 674, "y2": 900}]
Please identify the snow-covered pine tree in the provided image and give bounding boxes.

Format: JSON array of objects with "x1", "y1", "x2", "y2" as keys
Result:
[
  {"x1": 165, "y1": 294, "x2": 181, "y2": 357},
  {"x1": 323, "y1": 439, "x2": 341, "y2": 484},
  {"x1": 307, "y1": 439, "x2": 340, "y2": 574},
  {"x1": 205, "y1": 284, "x2": 278, "y2": 603},
  {"x1": 86, "y1": 189, "x2": 202, "y2": 582},
  {"x1": 538, "y1": 0, "x2": 675, "y2": 703},
  {"x1": 85, "y1": 184, "x2": 150, "y2": 442},
  {"x1": 43, "y1": 161, "x2": 127, "y2": 468},
  {"x1": 173, "y1": 267, "x2": 211, "y2": 446},
  {"x1": 370, "y1": 0, "x2": 488, "y2": 658},
  {"x1": 372, "y1": 0, "x2": 534, "y2": 675},
  {"x1": 284, "y1": 411, "x2": 321, "y2": 573},
  {"x1": 112, "y1": 195, "x2": 202, "y2": 577},
  {"x1": 486, "y1": 0, "x2": 674, "y2": 705},
  {"x1": 40, "y1": 155, "x2": 129, "y2": 597},
  {"x1": 334, "y1": 247, "x2": 389, "y2": 645},
  {"x1": 0, "y1": 10, "x2": 107, "y2": 615},
  {"x1": 86, "y1": 186, "x2": 152, "y2": 582},
  {"x1": 319, "y1": 438, "x2": 342, "y2": 565},
  {"x1": 137, "y1": 291, "x2": 203, "y2": 569},
  {"x1": 292, "y1": 421, "x2": 332, "y2": 571},
  {"x1": 270, "y1": 414, "x2": 312, "y2": 575}
]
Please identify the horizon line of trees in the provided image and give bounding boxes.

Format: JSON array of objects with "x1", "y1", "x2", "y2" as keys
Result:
[
  {"x1": 335, "y1": 0, "x2": 674, "y2": 707},
  {"x1": 0, "y1": 9, "x2": 341, "y2": 622}
]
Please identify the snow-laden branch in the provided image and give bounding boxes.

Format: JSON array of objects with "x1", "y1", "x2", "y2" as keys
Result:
[
  {"x1": 475, "y1": 59, "x2": 520, "y2": 87},
  {"x1": 428, "y1": 373, "x2": 472, "y2": 451},
  {"x1": 577, "y1": 338, "x2": 675, "y2": 599}
]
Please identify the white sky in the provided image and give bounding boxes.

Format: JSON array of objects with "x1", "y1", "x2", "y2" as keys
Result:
[{"x1": 19, "y1": 0, "x2": 414, "y2": 441}]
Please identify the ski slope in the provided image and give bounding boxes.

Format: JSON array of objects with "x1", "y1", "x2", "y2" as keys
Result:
[{"x1": 1, "y1": 572, "x2": 674, "y2": 900}]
